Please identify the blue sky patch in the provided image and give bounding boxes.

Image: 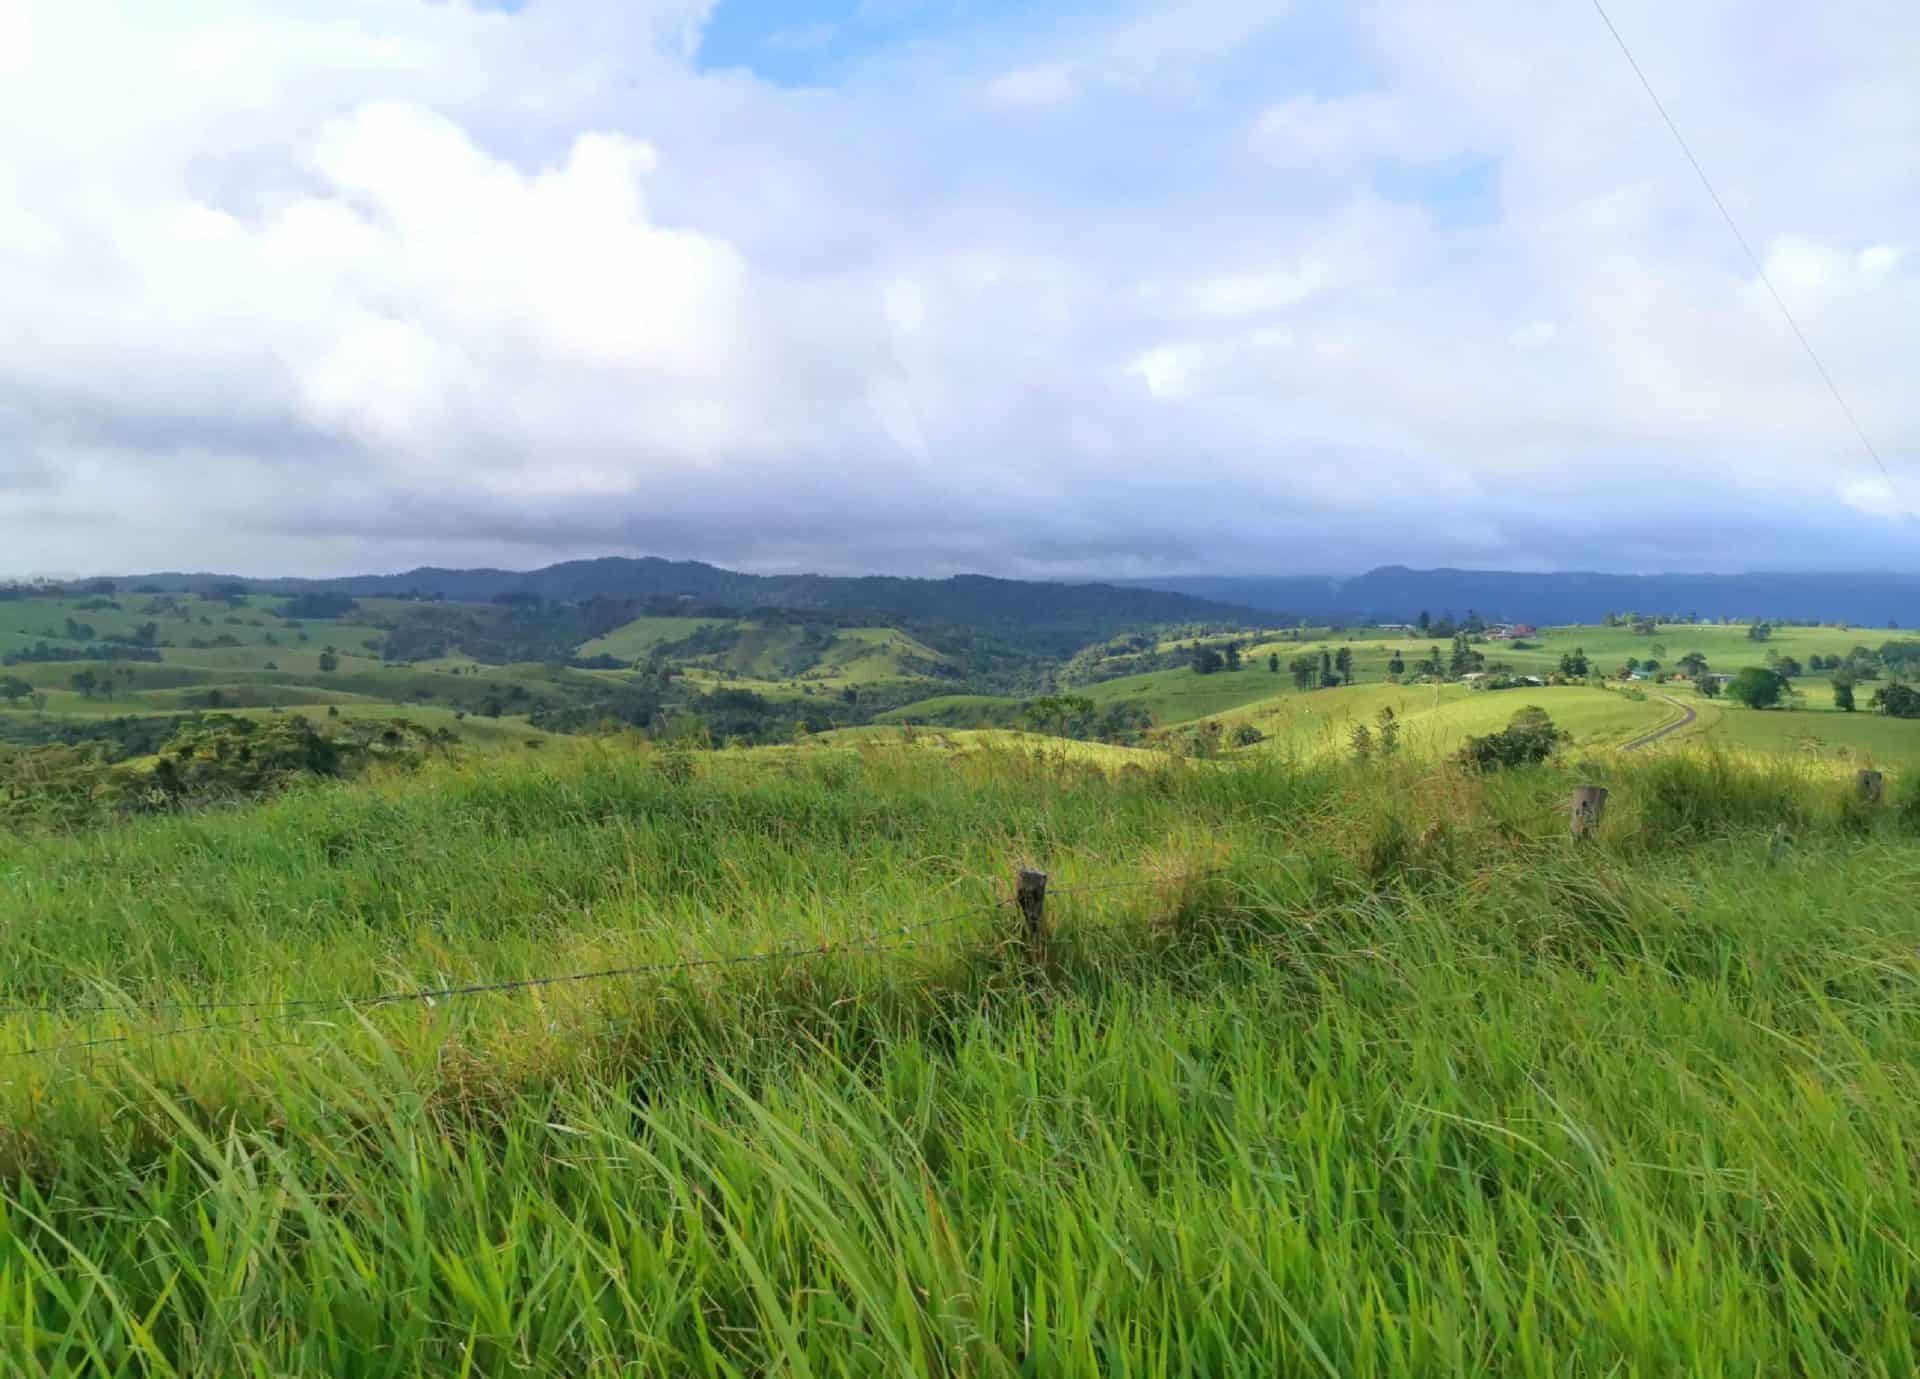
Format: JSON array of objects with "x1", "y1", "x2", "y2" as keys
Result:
[
  {"x1": 696, "y1": 0, "x2": 1055, "y2": 84},
  {"x1": 1374, "y1": 157, "x2": 1498, "y2": 227}
]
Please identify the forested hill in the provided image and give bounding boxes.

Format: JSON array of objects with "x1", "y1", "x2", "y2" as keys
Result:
[
  {"x1": 117, "y1": 557, "x2": 1259, "y2": 633},
  {"x1": 1132, "y1": 567, "x2": 1920, "y2": 626}
]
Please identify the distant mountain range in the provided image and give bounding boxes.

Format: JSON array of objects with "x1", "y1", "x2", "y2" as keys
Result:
[
  {"x1": 108, "y1": 559, "x2": 1920, "y2": 630},
  {"x1": 114, "y1": 556, "x2": 1259, "y2": 633},
  {"x1": 1128, "y1": 568, "x2": 1920, "y2": 628}
]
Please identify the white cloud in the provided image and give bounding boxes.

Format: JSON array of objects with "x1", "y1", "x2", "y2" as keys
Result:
[
  {"x1": 1252, "y1": 93, "x2": 1404, "y2": 164},
  {"x1": 0, "y1": 0, "x2": 30, "y2": 76},
  {"x1": 985, "y1": 64, "x2": 1076, "y2": 109},
  {"x1": 1842, "y1": 477, "x2": 1903, "y2": 519},
  {"x1": 1764, "y1": 237, "x2": 1838, "y2": 292},
  {"x1": 1129, "y1": 328, "x2": 1295, "y2": 400},
  {"x1": 0, "y1": 0, "x2": 1916, "y2": 579},
  {"x1": 1860, "y1": 244, "x2": 1906, "y2": 273}
]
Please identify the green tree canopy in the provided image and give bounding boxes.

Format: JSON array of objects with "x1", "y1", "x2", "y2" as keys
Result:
[{"x1": 1726, "y1": 667, "x2": 1786, "y2": 709}]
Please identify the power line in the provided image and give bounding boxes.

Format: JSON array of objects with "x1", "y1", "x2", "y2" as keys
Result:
[{"x1": 1587, "y1": 0, "x2": 1907, "y2": 518}]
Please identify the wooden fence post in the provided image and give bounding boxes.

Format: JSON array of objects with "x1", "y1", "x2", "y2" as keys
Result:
[
  {"x1": 1769, "y1": 822, "x2": 1794, "y2": 866},
  {"x1": 1570, "y1": 785, "x2": 1608, "y2": 839},
  {"x1": 1857, "y1": 769, "x2": 1884, "y2": 804},
  {"x1": 1015, "y1": 868, "x2": 1049, "y2": 962}
]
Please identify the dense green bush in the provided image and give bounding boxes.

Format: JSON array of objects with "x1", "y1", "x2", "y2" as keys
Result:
[
  {"x1": 1453, "y1": 705, "x2": 1566, "y2": 770},
  {"x1": 0, "y1": 714, "x2": 450, "y2": 828}
]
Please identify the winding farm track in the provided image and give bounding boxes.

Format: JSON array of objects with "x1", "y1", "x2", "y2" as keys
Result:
[{"x1": 1620, "y1": 694, "x2": 1698, "y2": 752}]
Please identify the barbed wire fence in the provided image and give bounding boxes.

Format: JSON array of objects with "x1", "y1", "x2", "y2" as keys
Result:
[{"x1": 1, "y1": 870, "x2": 1229, "y2": 1069}]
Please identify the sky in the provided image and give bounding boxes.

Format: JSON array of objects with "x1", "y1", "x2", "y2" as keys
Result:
[{"x1": 0, "y1": 0, "x2": 1915, "y2": 580}]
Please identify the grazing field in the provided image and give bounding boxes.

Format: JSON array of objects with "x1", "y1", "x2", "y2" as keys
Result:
[
  {"x1": 1213, "y1": 622, "x2": 1890, "y2": 683},
  {"x1": 575, "y1": 615, "x2": 727, "y2": 660},
  {"x1": 0, "y1": 590, "x2": 649, "y2": 753},
  {"x1": 1680, "y1": 697, "x2": 1920, "y2": 770},
  {"x1": 1221, "y1": 682, "x2": 1679, "y2": 758},
  {"x1": 874, "y1": 692, "x2": 1024, "y2": 726},
  {"x1": 1078, "y1": 660, "x2": 1304, "y2": 723},
  {"x1": 1, "y1": 742, "x2": 1919, "y2": 1373}
]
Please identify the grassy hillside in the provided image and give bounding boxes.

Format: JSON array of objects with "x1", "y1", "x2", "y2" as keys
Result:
[
  {"x1": 0, "y1": 591, "x2": 670, "y2": 752},
  {"x1": 1677, "y1": 696, "x2": 1920, "y2": 770},
  {"x1": 874, "y1": 692, "x2": 1025, "y2": 727},
  {"x1": 1, "y1": 744, "x2": 1919, "y2": 1373},
  {"x1": 574, "y1": 615, "x2": 725, "y2": 660},
  {"x1": 1221, "y1": 682, "x2": 1677, "y2": 759},
  {"x1": 1068, "y1": 621, "x2": 1900, "y2": 729}
]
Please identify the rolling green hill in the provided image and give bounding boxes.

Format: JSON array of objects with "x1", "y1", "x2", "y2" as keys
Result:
[
  {"x1": 576, "y1": 615, "x2": 726, "y2": 660},
  {"x1": 1218, "y1": 682, "x2": 1676, "y2": 759}
]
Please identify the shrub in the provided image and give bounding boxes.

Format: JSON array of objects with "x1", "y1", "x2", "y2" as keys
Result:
[
  {"x1": 1896, "y1": 774, "x2": 1920, "y2": 834},
  {"x1": 1, "y1": 714, "x2": 449, "y2": 828},
  {"x1": 1454, "y1": 707, "x2": 1565, "y2": 771}
]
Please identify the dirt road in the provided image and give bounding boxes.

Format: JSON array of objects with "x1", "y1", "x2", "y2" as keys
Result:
[{"x1": 1620, "y1": 694, "x2": 1697, "y2": 752}]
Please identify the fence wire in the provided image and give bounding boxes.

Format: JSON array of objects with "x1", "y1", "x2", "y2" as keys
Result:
[{"x1": 1, "y1": 870, "x2": 1227, "y2": 1064}]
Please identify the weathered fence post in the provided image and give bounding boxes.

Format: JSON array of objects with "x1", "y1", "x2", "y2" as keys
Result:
[
  {"x1": 1015, "y1": 868, "x2": 1049, "y2": 962},
  {"x1": 1857, "y1": 769, "x2": 1884, "y2": 804},
  {"x1": 1570, "y1": 785, "x2": 1608, "y2": 839},
  {"x1": 1769, "y1": 822, "x2": 1794, "y2": 866}
]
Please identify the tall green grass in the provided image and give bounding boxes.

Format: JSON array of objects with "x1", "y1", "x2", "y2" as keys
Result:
[{"x1": 1, "y1": 742, "x2": 1918, "y2": 1374}]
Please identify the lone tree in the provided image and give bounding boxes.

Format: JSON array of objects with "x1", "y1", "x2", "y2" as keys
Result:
[
  {"x1": 1267, "y1": 651, "x2": 1280, "y2": 673},
  {"x1": 1870, "y1": 683, "x2": 1920, "y2": 719},
  {"x1": 1388, "y1": 650, "x2": 1406, "y2": 677},
  {"x1": 1022, "y1": 694, "x2": 1095, "y2": 737},
  {"x1": 1334, "y1": 647, "x2": 1354, "y2": 684},
  {"x1": 1726, "y1": 667, "x2": 1786, "y2": 709},
  {"x1": 1833, "y1": 676, "x2": 1857, "y2": 713},
  {"x1": 1319, "y1": 650, "x2": 1335, "y2": 688},
  {"x1": 1289, "y1": 655, "x2": 1317, "y2": 690},
  {"x1": 1447, "y1": 633, "x2": 1482, "y2": 679}
]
